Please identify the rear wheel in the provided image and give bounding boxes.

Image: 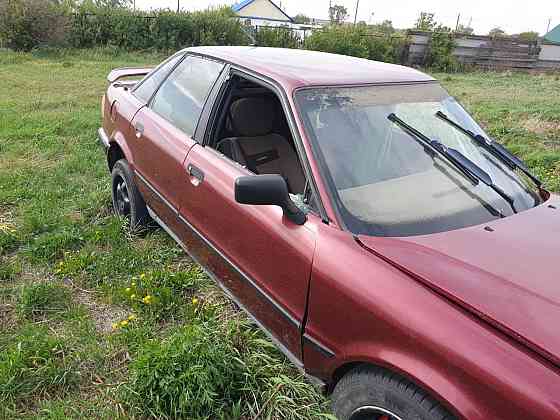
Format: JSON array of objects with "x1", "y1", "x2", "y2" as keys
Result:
[
  {"x1": 331, "y1": 366, "x2": 454, "y2": 420},
  {"x1": 111, "y1": 159, "x2": 150, "y2": 230}
]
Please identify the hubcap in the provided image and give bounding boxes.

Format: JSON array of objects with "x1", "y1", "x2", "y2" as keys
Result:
[
  {"x1": 350, "y1": 406, "x2": 403, "y2": 420},
  {"x1": 114, "y1": 176, "x2": 131, "y2": 216}
]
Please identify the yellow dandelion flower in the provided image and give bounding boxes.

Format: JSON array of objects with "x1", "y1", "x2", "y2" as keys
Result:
[
  {"x1": 191, "y1": 297, "x2": 199, "y2": 305},
  {"x1": 140, "y1": 273, "x2": 146, "y2": 279},
  {"x1": 120, "y1": 320, "x2": 129, "y2": 327},
  {"x1": 142, "y1": 295, "x2": 153, "y2": 305},
  {"x1": 128, "y1": 314, "x2": 136, "y2": 321}
]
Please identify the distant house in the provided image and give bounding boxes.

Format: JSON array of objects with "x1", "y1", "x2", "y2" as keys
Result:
[
  {"x1": 540, "y1": 24, "x2": 560, "y2": 65},
  {"x1": 232, "y1": 0, "x2": 295, "y2": 28}
]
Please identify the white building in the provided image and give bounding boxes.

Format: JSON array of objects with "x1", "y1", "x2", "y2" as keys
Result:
[{"x1": 232, "y1": 0, "x2": 296, "y2": 28}]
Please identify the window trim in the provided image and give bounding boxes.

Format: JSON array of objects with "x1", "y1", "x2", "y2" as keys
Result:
[{"x1": 146, "y1": 54, "x2": 226, "y2": 140}]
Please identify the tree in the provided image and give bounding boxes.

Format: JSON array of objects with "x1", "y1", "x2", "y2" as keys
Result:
[
  {"x1": 415, "y1": 12, "x2": 436, "y2": 31},
  {"x1": 329, "y1": 4, "x2": 348, "y2": 25},
  {"x1": 293, "y1": 13, "x2": 310, "y2": 24},
  {"x1": 489, "y1": 27, "x2": 506, "y2": 37},
  {"x1": 374, "y1": 19, "x2": 395, "y2": 35},
  {"x1": 516, "y1": 31, "x2": 539, "y2": 42},
  {"x1": 456, "y1": 24, "x2": 474, "y2": 35}
]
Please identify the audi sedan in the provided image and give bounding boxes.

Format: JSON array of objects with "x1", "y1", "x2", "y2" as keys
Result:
[{"x1": 98, "y1": 47, "x2": 560, "y2": 420}]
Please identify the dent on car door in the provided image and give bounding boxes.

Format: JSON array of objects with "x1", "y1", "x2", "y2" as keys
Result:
[{"x1": 130, "y1": 55, "x2": 225, "y2": 230}]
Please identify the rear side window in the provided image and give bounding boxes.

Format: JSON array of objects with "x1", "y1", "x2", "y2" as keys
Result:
[
  {"x1": 150, "y1": 56, "x2": 224, "y2": 137},
  {"x1": 133, "y1": 54, "x2": 183, "y2": 104}
]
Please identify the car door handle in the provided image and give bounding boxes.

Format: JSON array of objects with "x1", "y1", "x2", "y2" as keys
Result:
[
  {"x1": 187, "y1": 164, "x2": 204, "y2": 186},
  {"x1": 134, "y1": 122, "x2": 144, "y2": 139}
]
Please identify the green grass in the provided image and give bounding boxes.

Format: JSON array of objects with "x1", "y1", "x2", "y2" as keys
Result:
[
  {"x1": 0, "y1": 47, "x2": 558, "y2": 418},
  {"x1": 0, "y1": 47, "x2": 332, "y2": 419}
]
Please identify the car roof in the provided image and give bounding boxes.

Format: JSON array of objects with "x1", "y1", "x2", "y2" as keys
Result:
[{"x1": 186, "y1": 46, "x2": 435, "y2": 89}]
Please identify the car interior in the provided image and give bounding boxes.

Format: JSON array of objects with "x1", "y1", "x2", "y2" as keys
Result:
[{"x1": 209, "y1": 76, "x2": 308, "y2": 197}]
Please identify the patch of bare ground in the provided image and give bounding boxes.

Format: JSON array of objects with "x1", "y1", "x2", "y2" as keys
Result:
[
  {"x1": 65, "y1": 279, "x2": 129, "y2": 334},
  {"x1": 522, "y1": 117, "x2": 560, "y2": 135}
]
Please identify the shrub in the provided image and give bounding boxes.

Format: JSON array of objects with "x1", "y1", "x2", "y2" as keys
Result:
[
  {"x1": 427, "y1": 28, "x2": 458, "y2": 71},
  {"x1": 304, "y1": 25, "x2": 407, "y2": 63},
  {"x1": 0, "y1": 0, "x2": 69, "y2": 51},
  {"x1": 68, "y1": 6, "x2": 248, "y2": 50},
  {"x1": 256, "y1": 26, "x2": 301, "y2": 49}
]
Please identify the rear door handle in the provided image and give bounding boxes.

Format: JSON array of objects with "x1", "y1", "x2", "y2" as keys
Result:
[
  {"x1": 187, "y1": 163, "x2": 204, "y2": 186},
  {"x1": 134, "y1": 122, "x2": 144, "y2": 139}
]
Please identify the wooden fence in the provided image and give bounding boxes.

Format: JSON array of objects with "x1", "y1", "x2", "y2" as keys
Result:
[{"x1": 407, "y1": 30, "x2": 560, "y2": 71}]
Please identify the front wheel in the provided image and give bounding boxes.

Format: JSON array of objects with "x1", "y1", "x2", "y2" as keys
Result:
[
  {"x1": 111, "y1": 159, "x2": 150, "y2": 230},
  {"x1": 331, "y1": 366, "x2": 454, "y2": 420}
]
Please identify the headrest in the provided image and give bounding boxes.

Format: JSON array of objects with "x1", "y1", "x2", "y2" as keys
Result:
[{"x1": 229, "y1": 97, "x2": 277, "y2": 137}]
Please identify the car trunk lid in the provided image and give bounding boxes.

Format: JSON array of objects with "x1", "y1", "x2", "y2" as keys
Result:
[{"x1": 357, "y1": 196, "x2": 560, "y2": 367}]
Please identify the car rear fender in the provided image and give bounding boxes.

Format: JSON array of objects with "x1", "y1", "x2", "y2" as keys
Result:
[{"x1": 109, "y1": 130, "x2": 134, "y2": 168}]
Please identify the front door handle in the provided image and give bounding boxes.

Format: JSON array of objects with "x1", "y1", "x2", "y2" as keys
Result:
[
  {"x1": 134, "y1": 122, "x2": 144, "y2": 139},
  {"x1": 187, "y1": 163, "x2": 204, "y2": 186}
]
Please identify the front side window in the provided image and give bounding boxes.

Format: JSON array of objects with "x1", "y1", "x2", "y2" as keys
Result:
[
  {"x1": 133, "y1": 53, "x2": 183, "y2": 104},
  {"x1": 296, "y1": 83, "x2": 543, "y2": 237},
  {"x1": 151, "y1": 56, "x2": 224, "y2": 137}
]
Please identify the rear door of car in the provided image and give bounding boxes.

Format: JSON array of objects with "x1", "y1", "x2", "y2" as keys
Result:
[
  {"x1": 130, "y1": 54, "x2": 225, "y2": 229},
  {"x1": 173, "y1": 70, "x2": 319, "y2": 363}
]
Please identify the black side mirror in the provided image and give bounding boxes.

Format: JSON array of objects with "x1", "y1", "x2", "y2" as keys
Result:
[{"x1": 235, "y1": 175, "x2": 307, "y2": 225}]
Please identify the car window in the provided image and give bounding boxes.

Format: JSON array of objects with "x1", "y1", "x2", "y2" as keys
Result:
[
  {"x1": 133, "y1": 54, "x2": 183, "y2": 104},
  {"x1": 150, "y1": 56, "x2": 224, "y2": 137}
]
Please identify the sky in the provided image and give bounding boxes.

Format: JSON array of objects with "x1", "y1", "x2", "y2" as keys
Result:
[{"x1": 134, "y1": 0, "x2": 560, "y2": 35}]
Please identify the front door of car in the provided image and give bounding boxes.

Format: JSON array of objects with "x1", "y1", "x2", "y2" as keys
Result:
[
  {"x1": 130, "y1": 55, "x2": 225, "y2": 229},
  {"x1": 174, "y1": 95, "x2": 318, "y2": 362}
]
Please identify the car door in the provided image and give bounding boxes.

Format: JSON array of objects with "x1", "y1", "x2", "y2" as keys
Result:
[
  {"x1": 130, "y1": 55, "x2": 225, "y2": 228},
  {"x1": 173, "y1": 76, "x2": 318, "y2": 363}
]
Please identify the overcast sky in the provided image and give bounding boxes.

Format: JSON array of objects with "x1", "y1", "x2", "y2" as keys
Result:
[{"x1": 134, "y1": 0, "x2": 559, "y2": 35}]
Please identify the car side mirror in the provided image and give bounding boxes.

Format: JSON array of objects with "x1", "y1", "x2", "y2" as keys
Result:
[{"x1": 235, "y1": 174, "x2": 307, "y2": 225}]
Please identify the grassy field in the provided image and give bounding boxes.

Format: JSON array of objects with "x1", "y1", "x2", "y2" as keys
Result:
[{"x1": 0, "y1": 48, "x2": 559, "y2": 419}]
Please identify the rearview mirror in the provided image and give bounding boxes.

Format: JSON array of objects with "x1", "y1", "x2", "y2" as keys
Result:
[{"x1": 235, "y1": 175, "x2": 307, "y2": 225}]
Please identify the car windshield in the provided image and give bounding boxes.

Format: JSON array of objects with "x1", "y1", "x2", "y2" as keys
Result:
[{"x1": 295, "y1": 83, "x2": 543, "y2": 237}]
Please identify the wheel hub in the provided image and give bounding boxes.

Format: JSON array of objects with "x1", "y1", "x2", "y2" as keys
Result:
[
  {"x1": 115, "y1": 177, "x2": 131, "y2": 216},
  {"x1": 349, "y1": 406, "x2": 403, "y2": 420}
]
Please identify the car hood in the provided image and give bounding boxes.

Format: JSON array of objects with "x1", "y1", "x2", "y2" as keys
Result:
[{"x1": 357, "y1": 195, "x2": 560, "y2": 367}]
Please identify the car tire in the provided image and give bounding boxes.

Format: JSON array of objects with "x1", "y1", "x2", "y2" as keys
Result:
[
  {"x1": 111, "y1": 159, "x2": 150, "y2": 230},
  {"x1": 331, "y1": 365, "x2": 454, "y2": 420}
]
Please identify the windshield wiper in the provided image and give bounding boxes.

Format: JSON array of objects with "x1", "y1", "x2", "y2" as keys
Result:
[
  {"x1": 435, "y1": 111, "x2": 542, "y2": 189},
  {"x1": 388, "y1": 113, "x2": 518, "y2": 214}
]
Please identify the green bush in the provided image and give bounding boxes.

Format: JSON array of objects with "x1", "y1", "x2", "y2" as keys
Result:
[
  {"x1": 0, "y1": 0, "x2": 69, "y2": 51},
  {"x1": 69, "y1": 6, "x2": 248, "y2": 50},
  {"x1": 427, "y1": 28, "x2": 459, "y2": 71},
  {"x1": 304, "y1": 25, "x2": 407, "y2": 63},
  {"x1": 256, "y1": 26, "x2": 301, "y2": 49}
]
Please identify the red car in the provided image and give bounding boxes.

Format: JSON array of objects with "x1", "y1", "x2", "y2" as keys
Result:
[{"x1": 98, "y1": 47, "x2": 560, "y2": 420}]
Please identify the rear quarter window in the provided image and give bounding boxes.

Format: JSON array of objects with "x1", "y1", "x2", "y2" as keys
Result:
[
  {"x1": 133, "y1": 54, "x2": 183, "y2": 104},
  {"x1": 150, "y1": 56, "x2": 224, "y2": 137}
]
